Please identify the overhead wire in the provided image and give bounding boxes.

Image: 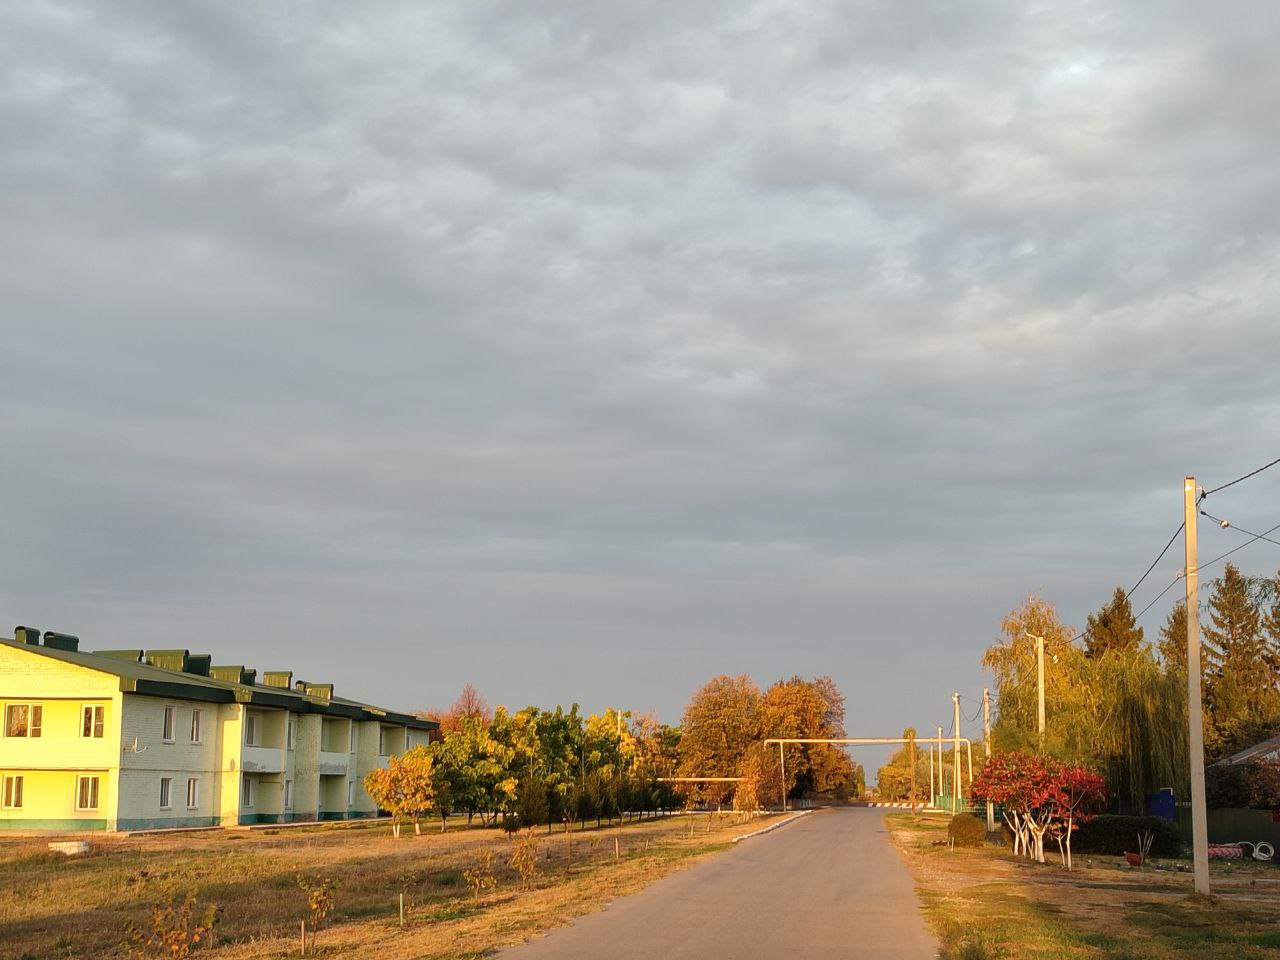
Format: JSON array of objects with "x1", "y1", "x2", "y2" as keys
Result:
[{"x1": 1201, "y1": 455, "x2": 1280, "y2": 499}]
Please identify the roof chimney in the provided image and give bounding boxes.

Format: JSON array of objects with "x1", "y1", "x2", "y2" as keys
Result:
[
  {"x1": 14, "y1": 625, "x2": 41, "y2": 645},
  {"x1": 304, "y1": 682, "x2": 334, "y2": 700},
  {"x1": 184, "y1": 654, "x2": 212, "y2": 677},
  {"x1": 144, "y1": 649, "x2": 190, "y2": 672},
  {"x1": 41, "y1": 632, "x2": 80, "y2": 652},
  {"x1": 262, "y1": 670, "x2": 293, "y2": 689},
  {"x1": 211, "y1": 665, "x2": 257, "y2": 685}
]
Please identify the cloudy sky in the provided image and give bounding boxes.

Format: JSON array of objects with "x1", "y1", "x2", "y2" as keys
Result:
[{"x1": 3, "y1": 1, "x2": 1279, "y2": 757}]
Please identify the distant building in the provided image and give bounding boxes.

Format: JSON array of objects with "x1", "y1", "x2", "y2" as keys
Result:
[
  {"x1": 0, "y1": 626, "x2": 435, "y2": 831},
  {"x1": 1219, "y1": 732, "x2": 1280, "y2": 766}
]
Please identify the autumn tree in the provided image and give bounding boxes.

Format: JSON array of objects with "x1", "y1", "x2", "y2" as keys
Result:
[
  {"x1": 1157, "y1": 601, "x2": 1188, "y2": 670},
  {"x1": 760, "y1": 676, "x2": 855, "y2": 800},
  {"x1": 430, "y1": 716, "x2": 518, "y2": 826},
  {"x1": 363, "y1": 746, "x2": 438, "y2": 837},
  {"x1": 678, "y1": 675, "x2": 762, "y2": 808},
  {"x1": 1084, "y1": 587, "x2": 1143, "y2": 658},
  {"x1": 428, "y1": 683, "x2": 493, "y2": 736}
]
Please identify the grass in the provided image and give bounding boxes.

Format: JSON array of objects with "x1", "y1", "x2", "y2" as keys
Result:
[
  {"x1": 886, "y1": 813, "x2": 1280, "y2": 960},
  {"x1": 0, "y1": 810, "x2": 769, "y2": 960}
]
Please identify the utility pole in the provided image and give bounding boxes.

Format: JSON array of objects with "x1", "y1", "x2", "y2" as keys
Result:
[
  {"x1": 908, "y1": 730, "x2": 917, "y2": 812},
  {"x1": 983, "y1": 688, "x2": 994, "y2": 832},
  {"x1": 778, "y1": 740, "x2": 787, "y2": 813},
  {"x1": 937, "y1": 725, "x2": 945, "y2": 806},
  {"x1": 929, "y1": 739, "x2": 935, "y2": 808},
  {"x1": 1027, "y1": 633, "x2": 1047, "y2": 750},
  {"x1": 953, "y1": 693, "x2": 962, "y2": 813},
  {"x1": 1184, "y1": 476, "x2": 1211, "y2": 895}
]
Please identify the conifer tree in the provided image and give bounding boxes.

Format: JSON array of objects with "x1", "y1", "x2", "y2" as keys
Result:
[
  {"x1": 1084, "y1": 587, "x2": 1144, "y2": 658},
  {"x1": 1157, "y1": 601, "x2": 1188, "y2": 671}
]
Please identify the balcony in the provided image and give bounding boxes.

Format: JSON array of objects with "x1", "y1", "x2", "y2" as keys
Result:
[
  {"x1": 241, "y1": 745, "x2": 284, "y2": 774},
  {"x1": 318, "y1": 751, "x2": 349, "y2": 776}
]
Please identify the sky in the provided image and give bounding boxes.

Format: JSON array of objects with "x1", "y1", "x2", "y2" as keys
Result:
[{"x1": 3, "y1": 2, "x2": 1279, "y2": 772}]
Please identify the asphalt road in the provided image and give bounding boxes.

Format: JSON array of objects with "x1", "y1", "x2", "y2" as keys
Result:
[{"x1": 494, "y1": 807, "x2": 938, "y2": 960}]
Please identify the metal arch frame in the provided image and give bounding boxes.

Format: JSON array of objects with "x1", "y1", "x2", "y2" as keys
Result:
[{"x1": 763, "y1": 737, "x2": 975, "y2": 812}]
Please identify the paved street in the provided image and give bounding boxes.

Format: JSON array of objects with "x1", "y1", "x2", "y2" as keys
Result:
[{"x1": 495, "y1": 807, "x2": 938, "y2": 959}]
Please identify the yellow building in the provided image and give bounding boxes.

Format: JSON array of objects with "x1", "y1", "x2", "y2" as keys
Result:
[{"x1": 0, "y1": 626, "x2": 436, "y2": 831}]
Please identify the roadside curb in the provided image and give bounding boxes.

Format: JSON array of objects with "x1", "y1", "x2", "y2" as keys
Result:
[{"x1": 732, "y1": 809, "x2": 812, "y2": 843}]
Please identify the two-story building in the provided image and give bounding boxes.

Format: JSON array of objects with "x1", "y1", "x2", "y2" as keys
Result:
[{"x1": 0, "y1": 626, "x2": 436, "y2": 831}]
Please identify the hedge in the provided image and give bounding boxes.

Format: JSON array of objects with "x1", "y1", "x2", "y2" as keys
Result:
[
  {"x1": 947, "y1": 814, "x2": 987, "y2": 847},
  {"x1": 1070, "y1": 815, "x2": 1183, "y2": 857}
]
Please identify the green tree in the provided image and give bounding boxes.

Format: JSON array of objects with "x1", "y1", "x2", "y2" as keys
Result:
[
  {"x1": 1202, "y1": 563, "x2": 1280, "y2": 760},
  {"x1": 1084, "y1": 587, "x2": 1143, "y2": 658},
  {"x1": 1157, "y1": 601, "x2": 1188, "y2": 670}
]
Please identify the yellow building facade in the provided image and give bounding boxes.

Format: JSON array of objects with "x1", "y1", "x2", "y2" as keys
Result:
[{"x1": 0, "y1": 628, "x2": 435, "y2": 831}]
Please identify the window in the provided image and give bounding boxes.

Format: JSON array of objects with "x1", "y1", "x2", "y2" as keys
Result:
[
  {"x1": 186, "y1": 778, "x2": 199, "y2": 809},
  {"x1": 349, "y1": 724, "x2": 357, "y2": 753},
  {"x1": 242, "y1": 774, "x2": 254, "y2": 808},
  {"x1": 2, "y1": 775, "x2": 23, "y2": 809},
  {"x1": 190, "y1": 709, "x2": 202, "y2": 744},
  {"x1": 287, "y1": 717, "x2": 295, "y2": 750},
  {"x1": 347, "y1": 781, "x2": 355, "y2": 806},
  {"x1": 82, "y1": 704, "x2": 105, "y2": 738},
  {"x1": 162, "y1": 706, "x2": 176, "y2": 742},
  {"x1": 159, "y1": 777, "x2": 172, "y2": 810},
  {"x1": 76, "y1": 775, "x2": 100, "y2": 811},
  {"x1": 244, "y1": 714, "x2": 258, "y2": 746},
  {"x1": 4, "y1": 704, "x2": 42, "y2": 738},
  {"x1": 284, "y1": 779, "x2": 293, "y2": 809},
  {"x1": 378, "y1": 727, "x2": 388, "y2": 756}
]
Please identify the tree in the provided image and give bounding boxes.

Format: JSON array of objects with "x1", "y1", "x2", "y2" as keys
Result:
[
  {"x1": 759, "y1": 676, "x2": 855, "y2": 800},
  {"x1": 678, "y1": 675, "x2": 762, "y2": 808},
  {"x1": 1157, "y1": 602, "x2": 1188, "y2": 670},
  {"x1": 363, "y1": 746, "x2": 438, "y2": 837},
  {"x1": 971, "y1": 750, "x2": 1059, "y2": 862},
  {"x1": 1084, "y1": 587, "x2": 1143, "y2": 659},
  {"x1": 983, "y1": 597, "x2": 1098, "y2": 762},
  {"x1": 734, "y1": 743, "x2": 784, "y2": 812},
  {"x1": 1202, "y1": 564, "x2": 1280, "y2": 760},
  {"x1": 1049, "y1": 765, "x2": 1107, "y2": 870},
  {"x1": 430, "y1": 716, "x2": 517, "y2": 826},
  {"x1": 875, "y1": 731, "x2": 930, "y2": 801},
  {"x1": 427, "y1": 683, "x2": 493, "y2": 736}
]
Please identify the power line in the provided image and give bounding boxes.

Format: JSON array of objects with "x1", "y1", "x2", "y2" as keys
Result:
[
  {"x1": 1132, "y1": 576, "x2": 1183, "y2": 622},
  {"x1": 1127, "y1": 522, "x2": 1185, "y2": 597},
  {"x1": 1200, "y1": 510, "x2": 1280, "y2": 550},
  {"x1": 1202, "y1": 455, "x2": 1280, "y2": 498},
  {"x1": 1199, "y1": 519, "x2": 1280, "y2": 570}
]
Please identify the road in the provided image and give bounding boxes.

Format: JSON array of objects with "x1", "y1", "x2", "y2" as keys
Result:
[{"x1": 495, "y1": 807, "x2": 938, "y2": 959}]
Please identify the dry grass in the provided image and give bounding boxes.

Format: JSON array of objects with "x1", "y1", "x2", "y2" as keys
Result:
[
  {"x1": 886, "y1": 813, "x2": 1280, "y2": 960},
  {"x1": 0, "y1": 811, "x2": 772, "y2": 960}
]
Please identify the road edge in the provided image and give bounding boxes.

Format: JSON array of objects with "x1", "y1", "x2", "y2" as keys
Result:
[{"x1": 732, "y1": 809, "x2": 813, "y2": 842}]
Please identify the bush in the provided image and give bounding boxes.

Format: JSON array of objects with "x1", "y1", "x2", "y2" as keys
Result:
[
  {"x1": 947, "y1": 814, "x2": 987, "y2": 848},
  {"x1": 1070, "y1": 815, "x2": 1182, "y2": 857}
]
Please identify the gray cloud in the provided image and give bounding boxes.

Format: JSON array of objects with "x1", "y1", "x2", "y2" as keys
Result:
[{"x1": 2, "y1": 1, "x2": 1279, "y2": 756}]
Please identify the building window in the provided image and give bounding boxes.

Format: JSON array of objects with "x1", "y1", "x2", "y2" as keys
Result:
[
  {"x1": 162, "y1": 706, "x2": 176, "y2": 742},
  {"x1": 245, "y1": 714, "x2": 258, "y2": 747},
  {"x1": 190, "y1": 709, "x2": 202, "y2": 744},
  {"x1": 349, "y1": 725, "x2": 357, "y2": 753},
  {"x1": 4, "y1": 704, "x2": 42, "y2": 738},
  {"x1": 347, "y1": 781, "x2": 355, "y2": 806},
  {"x1": 159, "y1": 777, "x2": 172, "y2": 810},
  {"x1": 287, "y1": 717, "x2": 295, "y2": 750},
  {"x1": 378, "y1": 727, "x2": 388, "y2": 757},
  {"x1": 242, "y1": 775, "x2": 254, "y2": 808},
  {"x1": 81, "y1": 704, "x2": 105, "y2": 738},
  {"x1": 284, "y1": 779, "x2": 293, "y2": 809},
  {"x1": 186, "y1": 778, "x2": 199, "y2": 809},
  {"x1": 1, "y1": 775, "x2": 23, "y2": 809},
  {"x1": 76, "y1": 775, "x2": 100, "y2": 811}
]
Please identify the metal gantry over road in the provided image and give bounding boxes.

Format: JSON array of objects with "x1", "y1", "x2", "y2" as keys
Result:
[{"x1": 764, "y1": 737, "x2": 974, "y2": 812}]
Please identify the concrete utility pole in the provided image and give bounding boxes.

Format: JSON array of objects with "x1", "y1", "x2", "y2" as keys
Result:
[
  {"x1": 983, "y1": 688, "x2": 994, "y2": 832},
  {"x1": 1028, "y1": 633, "x2": 1047, "y2": 750},
  {"x1": 778, "y1": 741, "x2": 787, "y2": 813},
  {"x1": 908, "y1": 730, "x2": 917, "y2": 812},
  {"x1": 929, "y1": 740, "x2": 935, "y2": 807},
  {"x1": 952, "y1": 694, "x2": 962, "y2": 813},
  {"x1": 1184, "y1": 476, "x2": 1211, "y2": 895},
  {"x1": 937, "y1": 726, "x2": 945, "y2": 805}
]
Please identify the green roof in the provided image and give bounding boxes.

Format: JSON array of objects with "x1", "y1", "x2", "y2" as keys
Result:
[{"x1": 0, "y1": 637, "x2": 435, "y2": 731}]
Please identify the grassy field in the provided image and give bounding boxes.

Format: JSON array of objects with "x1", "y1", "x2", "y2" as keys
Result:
[
  {"x1": 0, "y1": 811, "x2": 773, "y2": 960},
  {"x1": 886, "y1": 812, "x2": 1280, "y2": 960}
]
